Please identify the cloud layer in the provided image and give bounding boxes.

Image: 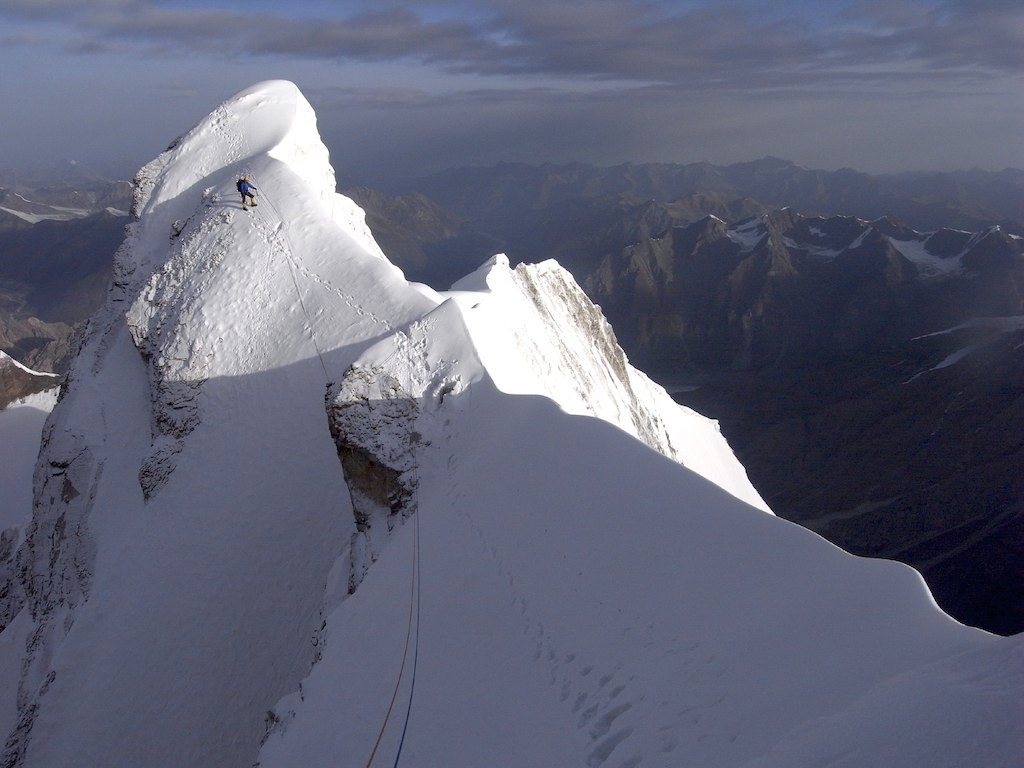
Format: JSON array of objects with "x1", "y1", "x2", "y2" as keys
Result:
[
  {"x1": 0, "y1": 0, "x2": 1021, "y2": 180},
  {"x1": 5, "y1": 0, "x2": 1020, "y2": 81}
]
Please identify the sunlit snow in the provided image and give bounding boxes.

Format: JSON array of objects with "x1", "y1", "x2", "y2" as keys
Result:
[{"x1": 2, "y1": 81, "x2": 1020, "y2": 768}]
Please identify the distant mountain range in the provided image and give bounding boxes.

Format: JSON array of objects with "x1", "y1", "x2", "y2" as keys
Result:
[
  {"x1": 351, "y1": 160, "x2": 1024, "y2": 635},
  {"x1": 0, "y1": 163, "x2": 132, "y2": 227},
  {"x1": 3, "y1": 158, "x2": 1022, "y2": 634},
  {"x1": 0, "y1": 172, "x2": 130, "y2": 372},
  {"x1": 582, "y1": 210, "x2": 1023, "y2": 635},
  {"x1": 582, "y1": 210, "x2": 1023, "y2": 373},
  {"x1": 413, "y1": 157, "x2": 1024, "y2": 235}
]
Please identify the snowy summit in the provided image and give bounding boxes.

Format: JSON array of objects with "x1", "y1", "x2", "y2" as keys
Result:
[{"x1": 2, "y1": 81, "x2": 1020, "y2": 768}]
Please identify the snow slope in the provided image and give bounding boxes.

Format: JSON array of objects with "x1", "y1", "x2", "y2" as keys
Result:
[
  {"x1": 0, "y1": 390, "x2": 57, "y2": 743},
  {"x1": 3, "y1": 81, "x2": 1020, "y2": 768},
  {"x1": 0, "y1": 389, "x2": 57, "y2": 532},
  {"x1": 261, "y1": 302, "x2": 1021, "y2": 768}
]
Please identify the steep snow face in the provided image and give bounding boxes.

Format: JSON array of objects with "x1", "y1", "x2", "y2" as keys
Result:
[
  {"x1": 451, "y1": 255, "x2": 768, "y2": 512},
  {"x1": 265, "y1": 298, "x2": 1020, "y2": 768},
  {"x1": 6, "y1": 81, "x2": 437, "y2": 768},
  {"x1": 4, "y1": 81, "x2": 767, "y2": 768}
]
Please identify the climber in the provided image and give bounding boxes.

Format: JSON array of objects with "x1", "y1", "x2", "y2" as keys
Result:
[{"x1": 237, "y1": 176, "x2": 257, "y2": 210}]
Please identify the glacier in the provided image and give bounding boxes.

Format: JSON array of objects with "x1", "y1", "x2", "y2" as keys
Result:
[{"x1": 1, "y1": 80, "x2": 1020, "y2": 768}]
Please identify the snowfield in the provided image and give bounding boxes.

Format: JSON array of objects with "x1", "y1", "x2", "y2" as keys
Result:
[
  {"x1": 0, "y1": 389, "x2": 57, "y2": 531},
  {"x1": 1, "y1": 81, "x2": 1020, "y2": 768}
]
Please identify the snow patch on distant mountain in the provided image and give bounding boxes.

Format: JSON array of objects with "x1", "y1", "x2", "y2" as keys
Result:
[
  {"x1": 890, "y1": 237, "x2": 964, "y2": 275},
  {"x1": 917, "y1": 316, "x2": 1024, "y2": 338},
  {"x1": 721, "y1": 215, "x2": 1015, "y2": 281},
  {"x1": 902, "y1": 315, "x2": 1024, "y2": 382},
  {"x1": 727, "y1": 217, "x2": 767, "y2": 251},
  {"x1": 0, "y1": 206, "x2": 91, "y2": 224},
  {"x1": 0, "y1": 353, "x2": 58, "y2": 380}
]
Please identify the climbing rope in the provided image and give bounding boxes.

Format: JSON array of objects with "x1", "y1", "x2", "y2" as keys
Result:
[
  {"x1": 391, "y1": 505, "x2": 421, "y2": 767},
  {"x1": 392, "y1": 329, "x2": 424, "y2": 767},
  {"x1": 284, "y1": 247, "x2": 332, "y2": 382},
  {"x1": 365, "y1": 339, "x2": 423, "y2": 768},
  {"x1": 239, "y1": 174, "x2": 424, "y2": 765},
  {"x1": 363, "y1": 515, "x2": 419, "y2": 768},
  {"x1": 245, "y1": 185, "x2": 332, "y2": 382}
]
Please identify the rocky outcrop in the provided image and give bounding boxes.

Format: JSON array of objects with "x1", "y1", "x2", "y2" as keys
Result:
[
  {"x1": 2, "y1": 420, "x2": 103, "y2": 765},
  {"x1": 0, "y1": 353, "x2": 58, "y2": 410},
  {"x1": 584, "y1": 211, "x2": 1024, "y2": 375},
  {"x1": 124, "y1": 174, "x2": 225, "y2": 499},
  {"x1": 327, "y1": 364, "x2": 421, "y2": 593},
  {"x1": 0, "y1": 530, "x2": 23, "y2": 635},
  {"x1": 510, "y1": 261, "x2": 688, "y2": 463}
]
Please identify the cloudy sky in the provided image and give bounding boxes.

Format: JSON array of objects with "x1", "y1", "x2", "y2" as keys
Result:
[{"x1": 1, "y1": 0, "x2": 1021, "y2": 187}]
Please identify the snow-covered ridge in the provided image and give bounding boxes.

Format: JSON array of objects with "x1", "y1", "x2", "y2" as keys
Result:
[
  {"x1": 722, "y1": 213, "x2": 1015, "y2": 278},
  {"x1": 0, "y1": 351, "x2": 58, "y2": 378},
  {"x1": 451, "y1": 254, "x2": 768, "y2": 511},
  {"x1": 0, "y1": 206, "x2": 90, "y2": 224},
  {"x1": 4, "y1": 81, "x2": 1019, "y2": 768}
]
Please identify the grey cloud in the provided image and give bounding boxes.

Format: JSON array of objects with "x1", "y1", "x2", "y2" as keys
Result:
[
  {"x1": 915, "y1": 4, "x2": 1024, "y2": 70},
  {"x1": 475, "y1": 0, "x2": 1024, "y2": 82},
  {"x1": 838, "y1": 0, "x2": 1024, "y2": 71},
  {"x1": 309, "y1": 74, "x2": 1019, "y2": 186},
  {"x1": 0, "y1": 0, "x2": 133, "y2": 12},
  {"x1": 0, "y1": 30, "x2": 43, "y2": 47},
  {"x1": 83, "y1": 5, "x2": 261, "y2": 45},
  {"x1": 469, "y1": 3, "x2": 821, "y2": 79},
  {"x1": 3, "y1": 0, "x2": 1020, "y2": 88},
  {"x1": 3, "y1": 1, "x2": 511, "y2": 67},
  {"x1": 251, "y1": 9, "x2": 493, "y2": 63},
  {"x1": 65, "y1": 37, "x2": 114, "y2": 54}
]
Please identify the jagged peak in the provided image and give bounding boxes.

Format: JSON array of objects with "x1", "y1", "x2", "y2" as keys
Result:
[
  {"x1": 869, "y1": 215, "x2": 919, "y2": 241},
  {"x1": 137, "y1": 82, "x2": 332, "y2": 217}
]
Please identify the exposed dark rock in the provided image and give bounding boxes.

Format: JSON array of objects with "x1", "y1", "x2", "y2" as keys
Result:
[
  {"x1": 0, "y1": 353, "x2": 58, "y2": 409},
  {"x1": 326, "y1": 365, "x2": 420, "y2": 593}
]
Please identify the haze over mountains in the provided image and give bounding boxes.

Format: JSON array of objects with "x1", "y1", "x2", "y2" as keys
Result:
[
  {"x1": 0, "y1": 168, "x2": 131, "y2": 372},
  {"x1": 412, "y1": 157, "x2": 1024, "y2": 233}
]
